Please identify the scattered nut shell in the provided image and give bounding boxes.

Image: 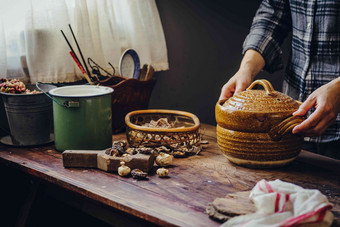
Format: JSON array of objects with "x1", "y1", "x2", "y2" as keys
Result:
[
  {"x1": 155, "y1": 152, "x2": 173, "y2": 167},
  {"x1": 118, "y1": 161, "x2": 131, "y2": 177},
  {"x1": 156, "y1": 168, "x2": 168, "y2": 177}
]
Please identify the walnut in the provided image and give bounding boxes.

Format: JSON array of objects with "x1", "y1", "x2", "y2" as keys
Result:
[
  {"x1": 118, "y1": 161, "x2": 131, "y2": 177},
  {"x1": 156, "y1": 168, "x2": 169, "y2": 178},
  {"x1": 155, "y1": 152, "x2": 173, "y2": 167}
]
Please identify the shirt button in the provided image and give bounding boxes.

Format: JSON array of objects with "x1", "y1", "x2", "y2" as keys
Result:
[{"x1": 307, "y1": 23, "x2": 311, "y2": 28}]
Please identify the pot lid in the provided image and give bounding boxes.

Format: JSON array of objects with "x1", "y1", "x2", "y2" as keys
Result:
[{"x1": 222, "y1": 79, "x2": 300, "y2": 112}]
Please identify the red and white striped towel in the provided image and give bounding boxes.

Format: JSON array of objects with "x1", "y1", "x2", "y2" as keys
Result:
[{"x1": 222, "y1": 179, "x2": 333, "y2": 227}]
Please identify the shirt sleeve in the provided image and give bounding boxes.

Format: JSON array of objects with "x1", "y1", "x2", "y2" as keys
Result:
[{"x1": 243, "y1": 0, "x2": 292, "y2": 73}]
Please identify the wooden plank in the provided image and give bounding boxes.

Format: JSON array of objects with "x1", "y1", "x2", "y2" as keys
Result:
[
  {"x1": 0, "y1": 149, "x2": 213, "y2": 226},
  {"x1": 97, "y1": 152, "x2": 155, "y2": 173},
  {"x1": 62, "y1": 150, "x2": 155, "y2": 173},
  {"x1": 0, "y1": 123, "x2": 339, "y2": 227},
  {"x1": 62, "y1": 150, "x2": 100, "y2": 168}
]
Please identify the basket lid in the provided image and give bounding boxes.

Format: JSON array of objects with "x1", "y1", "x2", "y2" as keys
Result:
[{"x1": 222, "y1": 79, "x2": 300, "y2": 112}]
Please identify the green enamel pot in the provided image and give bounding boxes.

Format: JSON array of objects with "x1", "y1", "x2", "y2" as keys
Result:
[{"x1": 49, "y1": 85, "x2": 113, "y2": 151}]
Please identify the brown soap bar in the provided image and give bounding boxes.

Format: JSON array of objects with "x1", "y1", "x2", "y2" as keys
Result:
[
  {"x1": 62, "y1": 150, "x2": 102, "y2": 168},
  {"x1": 97, "y1": 152, "x2": 155, "y2": 173}
]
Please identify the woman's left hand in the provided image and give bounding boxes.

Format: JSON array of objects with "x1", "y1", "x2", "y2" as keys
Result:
[{"x1": 292, "y1": 78, "x2": 340, "y2": 137}]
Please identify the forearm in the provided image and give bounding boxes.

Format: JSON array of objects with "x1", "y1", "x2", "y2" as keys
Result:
[
  {"x1": 329, "y1": 77, "x2": 340, "y2": 112},
  {"x1": 239, "y1": 49, "x2": 265, "y2": 80}
]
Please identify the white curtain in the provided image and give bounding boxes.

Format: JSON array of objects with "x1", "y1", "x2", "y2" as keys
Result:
[{"x1": 0, "y1": 0, "x2": 168, "y2": 83}]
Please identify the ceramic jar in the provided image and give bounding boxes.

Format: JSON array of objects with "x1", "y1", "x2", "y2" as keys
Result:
[{"x1": 215, "y1": 79, "x2": 304, "y2": 168}]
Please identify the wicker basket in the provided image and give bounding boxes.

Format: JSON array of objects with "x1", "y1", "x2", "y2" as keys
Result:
[
  {"x1": 99, "y1": 76, "x2": 156, "y2": 133},
  {"x1": 125, "y1": 109, "x2": 201, "y2": 148}
]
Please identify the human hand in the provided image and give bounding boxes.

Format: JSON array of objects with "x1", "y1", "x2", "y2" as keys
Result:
[
  {"x1": 292, "y1": 78, "x2": 340, "y2": 136},
  {"x1": 219, "y1": 49, "x2": 265, "y2": 100},
  {"x1": 218, "y1": 70, "x2": 254, "y2": 100}
]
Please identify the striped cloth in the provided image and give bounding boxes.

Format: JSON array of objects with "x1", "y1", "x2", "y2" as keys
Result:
[
  {"x1": 222, "y1": 179, "x2": 333, "y2": 227},
  {"x1": 243, "y1": 0, "x2": 340, "y2": 143}
]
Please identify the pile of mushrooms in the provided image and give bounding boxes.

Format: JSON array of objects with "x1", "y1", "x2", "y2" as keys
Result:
[{"x1": 110, "y1": 138, "x2": 207, "y2": 179}]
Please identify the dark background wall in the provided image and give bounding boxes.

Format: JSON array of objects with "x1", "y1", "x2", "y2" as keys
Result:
[{"x1": 150, "y1": 0, "x2": 290, "y2": 125}]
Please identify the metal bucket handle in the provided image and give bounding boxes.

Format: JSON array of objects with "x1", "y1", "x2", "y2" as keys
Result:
[{"x1": 36, "y1": 82, "x2": 79, "y2": 108}]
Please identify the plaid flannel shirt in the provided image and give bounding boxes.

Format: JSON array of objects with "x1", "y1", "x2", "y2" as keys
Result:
[{"x1": 243, "y1": 0, "x2": 340, "y2": 143}]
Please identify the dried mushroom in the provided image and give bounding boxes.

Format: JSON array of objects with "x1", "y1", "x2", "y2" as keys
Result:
[
  {"x1": 172, "y1": 150, "x2": 186, "y2": 158},
  {"x1": 143, "y1": 118, "x2": 174, "y2": 128},
  {"x1": 112, "y1": 140, "x2": 127, "y2": 148},
  {"x1": 136, "y1": 147, "x2": 154, "y2": 155},
  {"x1": 125, "y1": 147, "x2": 137, "y2": 155},
  {"x1": 200, "y1": 139, "x2": 209, "y2": 145},
  {"x1": 156, "y1": 168, "x2": 169, "y2": 178},
  {"x1": 186, "y1": 145, "x2": 202, "y2": 156},
  {"x1": 178, "y1": 146, "x2": 189, "y2": 152},
  {"x1": 105, "y1": 143, "x2": 126, "y2": 156},
  {"x1": 155, "y1": 146, "x2": 171, "y2": 154},
  {"x1": 105, "y1": 146, "x2": 119, "y2": 156},
  {"x1": 155, "y1": 152, "x2": 173, "y2": 167},
  {"x1": 118, "y1": 161, "x2": 131, "y2": 177},
  {"x1": 131, "y1": 169, "x2": 148, "y2": 180}
]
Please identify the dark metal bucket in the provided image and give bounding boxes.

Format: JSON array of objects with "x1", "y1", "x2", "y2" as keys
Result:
[
  {"x1": 1, "y1": 84, "x2": 56, "y2": 146},
  {"x1": 0, "y1": 97, "x2": 9, "y2": 138}
]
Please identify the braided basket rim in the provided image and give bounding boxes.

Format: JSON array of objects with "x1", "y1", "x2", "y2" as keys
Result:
[{"x1": 125, "y1": 109, "x2": 200, "y2": 133}]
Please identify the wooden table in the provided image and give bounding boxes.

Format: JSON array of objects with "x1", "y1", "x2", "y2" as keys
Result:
[{"x1": 0, "y1": 124, "x2": 339, "y2": 226}]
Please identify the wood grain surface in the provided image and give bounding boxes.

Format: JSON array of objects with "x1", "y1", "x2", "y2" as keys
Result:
[{"x1": 0, "y1": 123, "x2": 339, "y2": 227}]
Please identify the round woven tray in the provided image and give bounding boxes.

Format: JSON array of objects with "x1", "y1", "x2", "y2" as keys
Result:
[{"x1": 125, "y1": 109, "x2": 200, "y2": 148}]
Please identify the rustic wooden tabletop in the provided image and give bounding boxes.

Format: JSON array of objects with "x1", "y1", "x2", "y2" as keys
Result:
[{"x1": 0, "y1": 124, "x2": 339, "y2": 227}]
